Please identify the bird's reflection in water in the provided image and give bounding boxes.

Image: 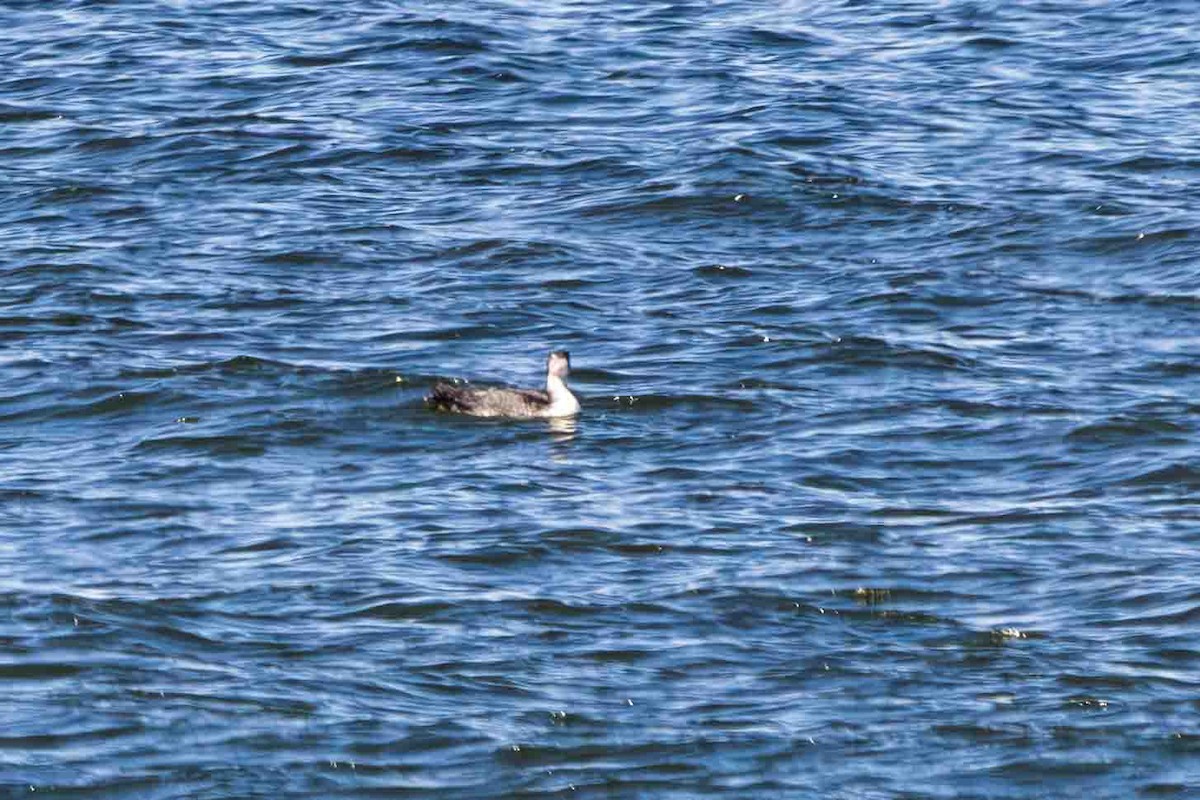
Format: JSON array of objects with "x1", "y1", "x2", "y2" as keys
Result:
[{"x1": 547, "y1": 416, "x2": 578, "y2": 459}]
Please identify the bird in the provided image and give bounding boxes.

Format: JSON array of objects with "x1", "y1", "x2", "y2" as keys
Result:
[{"x1": 426, "y1": 351, "x2": 580, "y2": 418}]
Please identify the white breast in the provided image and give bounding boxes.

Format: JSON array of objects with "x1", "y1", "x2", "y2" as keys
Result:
[{"x1": 543, "y1": 389, "x2": 580, "y2": 418}]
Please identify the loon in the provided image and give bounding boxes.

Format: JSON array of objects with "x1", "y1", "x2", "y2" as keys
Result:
[{"x1": 426, "y1": 351, "x2": 581, "y2": 418}]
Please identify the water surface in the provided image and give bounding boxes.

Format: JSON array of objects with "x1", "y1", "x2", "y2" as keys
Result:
[{"x1": 3, "y1": 1, "x2": 1200, "y2": 797}]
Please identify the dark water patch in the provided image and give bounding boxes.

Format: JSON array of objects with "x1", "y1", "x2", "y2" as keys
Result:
[
  {"x1": 0, "y1": 662, "x2": 84, "y2": 680},
  {"x1": 36, "y1": 184, "x2": 121, "y2": 205},
  {"x1": 578, "y1": 191, "x2": 759, "y2": 221},
  {"x1": 692, "y1": 264, "x2": 752, "y2": 279},
  {"x1": 256, "y1": 250, "x2": 332, "y2": 267},
  {"x1": 399, "y1": 35, "x2": 491, "y2": 56},
  {"x1": 783, "y1": 521, "x2": 883, "y2": 543},
  {"x1": 200, "y1": 290, "x2": 309, "y2": 312},
  {"x1": 1121, "y1": 463, "x2": 1200, "y2": 491},
  {"x1": 740, "y1": 27, "x2": 831, "y2": 49},
  {"x1": 0, "y1": 723, "x2": 143, "y2": 751},
  {"x1": 116, "y1": 356, "x2": 303, "y2": 380},
  {"x1": 599, "y1": 393, "x2": 757, "y2": 413},
  {"x1": 374, "y1": 324, "x2": 502, "y2": 343},
  {"x1": 77, "y1": 134, "x2": 155, "y2": 153},
  {"x1": 807, "y1": 335, "x2": 976, "y2": 371},
  {"x1": 188, "y1": 355, "x2": 304, "y2": 376},
  {"x1": 537, "y1": 526, "x2": 624, "y2": 553},
  {"x1": 1075, "y1": 230, "x2": 1192, "y2": 257},
  {"x1": 932, "y1": 507, "x2": 1087, "y2": 528},
  {"x1": 1109, "y1": 155, "x2": 1199, "y2": 174},
  {"x1": 58, "y1": 389, "x2": 171, "y2": 418},
  {"x1": 438, "y1": 547, "x2": 550, "y2": 567},
  {"x1": 1141, "y1": 360, "x2": 1200, "y2": 378},
  {"x1": 962, "y1": 35, "x2": 1019, "y2": 50},
  {"x1": 1142, "y1": 782, "x2": 1194, "y2": 796},
  {"x1": 0, "y1": 104, "x2": 62, "y2": 123},
  {"x1": 1110, "y1": 292, "x2": 1200, "y2": 309},
  {"x1": 134, "y1": 433, "x2": 267, "y2": 457},
  {"x1": 1066, "y1": 416, "x2": 1190, "y2": 445},
  {"x1": 539, "y1": 276, "x2": 610, "y2": 291},
  {"x1": 372, "y1": 144, "x2": 456, "y2": 164},
  {"x1": 333, "y1": 600, "x2": 458, "y2": 623},
  {"x1": 218, "y1": 536, "x2": 298, "y2": 555}
]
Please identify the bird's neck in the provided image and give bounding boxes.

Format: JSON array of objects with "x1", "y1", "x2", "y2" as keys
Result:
[
  {"x1": 545, "y1": 373, "x2": 580, "y2": 416},
  {"x1": 546, "y1": 374, "x2": 570, "y2": 400}
]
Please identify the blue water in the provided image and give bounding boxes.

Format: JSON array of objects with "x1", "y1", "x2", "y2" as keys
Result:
[{"x1": 3, "y1": 1, "x2": 1199, "y2": 797}]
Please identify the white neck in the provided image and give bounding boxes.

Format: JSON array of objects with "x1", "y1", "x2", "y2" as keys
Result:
[
  {"x1": 545, "y1": 374, "x2": 580, "y2": 416},
  {"x1": 547, "y1": 374, "x2": 572, "y2": 400}
]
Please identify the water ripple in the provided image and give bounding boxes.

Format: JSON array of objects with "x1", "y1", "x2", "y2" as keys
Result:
[{"x1": 2, "y1": 0, "x2": 1200, "y2": 797}]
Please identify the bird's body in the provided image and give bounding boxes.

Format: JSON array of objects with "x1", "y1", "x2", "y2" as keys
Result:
[{"x1": 426, "y1": 351, "x2": 580, "y2": 418}]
